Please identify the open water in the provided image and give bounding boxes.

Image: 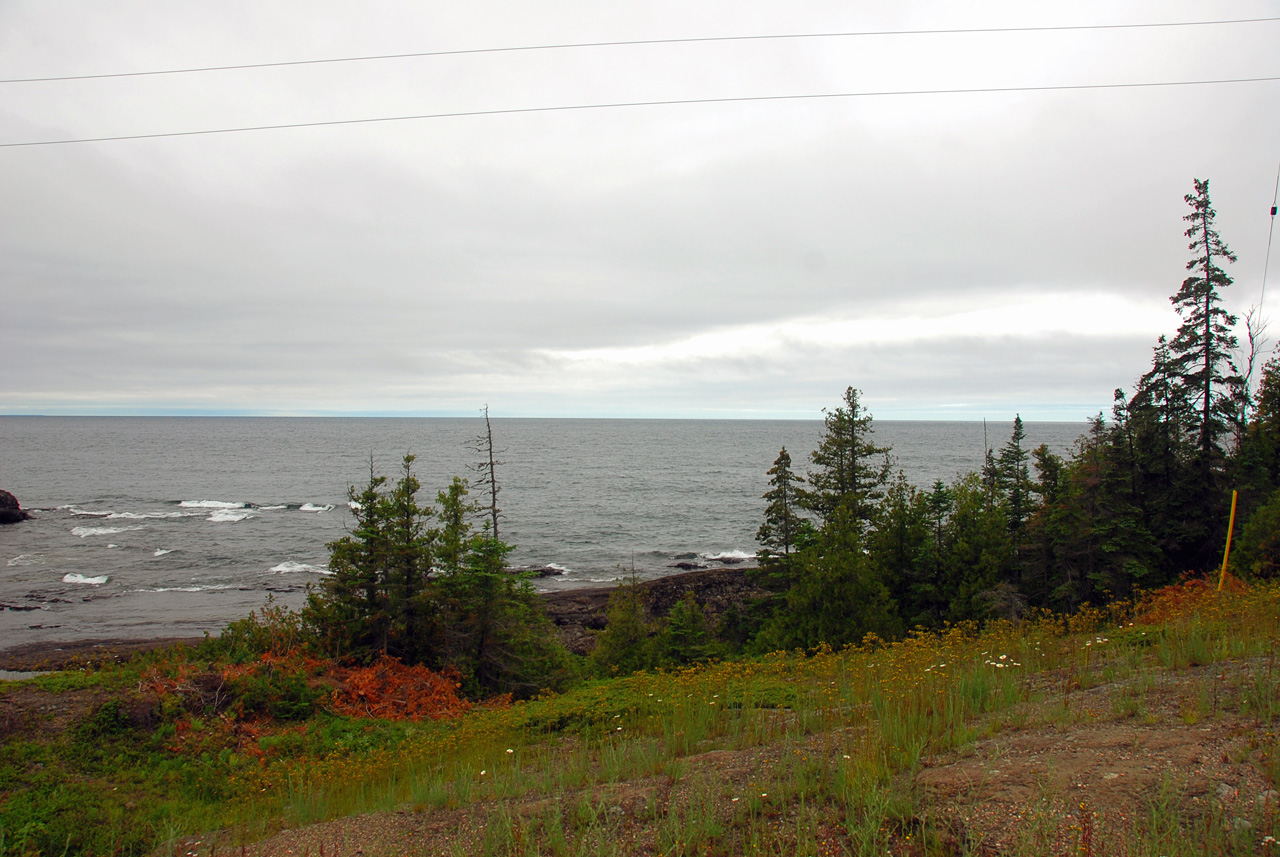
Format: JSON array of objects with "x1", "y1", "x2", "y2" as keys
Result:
[{"x1": 0, "y1": 417, "x2": 1085, "y2": 646}]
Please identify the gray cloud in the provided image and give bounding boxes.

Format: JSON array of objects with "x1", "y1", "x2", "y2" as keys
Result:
[{"x1": 2, "y1": 1, "x2": 1278, "y2": 418}]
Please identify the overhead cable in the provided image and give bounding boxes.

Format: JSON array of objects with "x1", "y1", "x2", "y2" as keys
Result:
[
  {"x1": 2, "y1": 74, "x2": 1278, "y2": 149},
  {"x1": 2, "y1": 16, "x2": 1277, "y2": 85}
]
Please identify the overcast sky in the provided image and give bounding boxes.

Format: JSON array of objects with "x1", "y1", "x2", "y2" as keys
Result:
[{"x1": 2, "y1": 1, "x2": 1278, "y2": 419}]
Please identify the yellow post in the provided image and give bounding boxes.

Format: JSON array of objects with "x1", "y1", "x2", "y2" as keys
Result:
[{"x1": 1218, "y1": 489, "x2": 1238, "y2": 592}]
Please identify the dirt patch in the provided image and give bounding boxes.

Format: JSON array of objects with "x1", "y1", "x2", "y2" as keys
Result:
[
  {"x1": 225, "y1": 659, "x2": 1278, "y2": 856},
  {"x1": 915, "y1": 663, "x2": 1279, "y2": 853},
  {"x1": 0, "y1": 636, "x2": 204, "y2": 672}
]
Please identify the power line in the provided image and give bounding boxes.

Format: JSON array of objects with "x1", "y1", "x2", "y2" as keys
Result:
[
  {"x1": 2, "y1": 16, "x2": 1277, "y2": 85},
  {"x1": 3, "y1": 74, "x2": 1277, "y2": 149},
  {"x1": 1260, "y1": 156, "x2": 1280, "y2": 314},
  {"x1": 4, "y1": 74, "x2": 1277, "y2": 149}
]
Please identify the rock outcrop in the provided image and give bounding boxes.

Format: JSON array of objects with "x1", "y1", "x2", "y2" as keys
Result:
[
  {"x1": 0, "y1": 490, "x2": 31, "y2": 524},
  {"x1": 539, "y1": 567, "x2": 769, "y2": 655}
]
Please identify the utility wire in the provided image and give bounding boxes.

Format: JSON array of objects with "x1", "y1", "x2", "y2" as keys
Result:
[
  {"x1": 2, "y1": 16, "x2": 1277, "y2": 84},
  {"x1": 1261, "y1": 156, "x2": 1280, "y2": 314},
  {"x1": 3, "y1": 73, "x2": 1278, "y2": 149}
]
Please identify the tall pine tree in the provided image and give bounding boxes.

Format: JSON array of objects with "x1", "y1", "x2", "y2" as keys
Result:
[
  {"x1": 757, "y1": 446, "x2": 807, "y2": 569},
  {"x1": 802, "y1": 386, "x2": 892, "y2": 528},
  {"x1": 1170, "y1": 178, "x2": 1241, "y2": 459}
]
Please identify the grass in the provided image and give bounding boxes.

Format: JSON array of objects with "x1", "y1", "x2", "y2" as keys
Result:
[{"x1": 2, "y1": 577, "x2": 1279, "y2": 855}]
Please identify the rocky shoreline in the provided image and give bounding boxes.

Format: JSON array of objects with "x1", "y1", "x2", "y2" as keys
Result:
[{"x1": 0, "y1": 567, "x2": 768, "y2": 670}]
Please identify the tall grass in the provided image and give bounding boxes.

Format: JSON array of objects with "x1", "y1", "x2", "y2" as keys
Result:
[{"x1": 3, "y1": 579, "x2": 1278, "y2": 855}]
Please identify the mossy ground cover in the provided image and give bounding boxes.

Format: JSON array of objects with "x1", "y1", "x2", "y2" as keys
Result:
[{"x1": 2, "y1": 577, "x2": 1278, "y2": 856}]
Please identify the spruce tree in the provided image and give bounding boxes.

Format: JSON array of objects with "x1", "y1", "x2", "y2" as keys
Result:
[
  {"x1": 1169, "y1": 178, "x2": 1241, "y2": 459},
  {"x1": 803, "y1": 386, "x2": 892, "y2": 528},
  {"x1": 756, "y1": 446, "x2": 807, "y2": 569},
  {"x1": 997, "y1": 415, "x2": 1032, "y2": 534}
]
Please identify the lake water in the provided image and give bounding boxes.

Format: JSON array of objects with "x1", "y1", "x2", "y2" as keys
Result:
[{"x1": 0, "y1": 417, "x2": 1085, "y2": 646}]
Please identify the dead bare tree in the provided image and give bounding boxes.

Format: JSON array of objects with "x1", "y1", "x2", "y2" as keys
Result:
[{"x1": 468, "y1": 404, "x2": 504, "y2": 539}]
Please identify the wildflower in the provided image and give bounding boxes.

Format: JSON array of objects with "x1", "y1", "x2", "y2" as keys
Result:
[
  {"x1": 506, "y1": 748, "x2": 513, "y2": 754},
  {"x1": 480, "y1": 770, "x2": 486, "y2": 775}
]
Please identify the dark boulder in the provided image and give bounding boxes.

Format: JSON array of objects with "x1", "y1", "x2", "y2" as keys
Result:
[
  {"x1": 511, "y1": 566, "x2": 566, "y2": 578},
  {"x1": 0, "y1": 490, "x2": 31, "y2": 524}
]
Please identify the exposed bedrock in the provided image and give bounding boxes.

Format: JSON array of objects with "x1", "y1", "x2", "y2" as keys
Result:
[
  {"x1": 539, "y1": 567, "x2": 768, "y2": 655},
  {"x1": 0, "y1": 490, "x2": 31, "y2": 524}
]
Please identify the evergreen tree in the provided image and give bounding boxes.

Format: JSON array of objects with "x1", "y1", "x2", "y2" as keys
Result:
[
  {"x1": 304, "y1": 455, "x2": 440, "y2": 664},
  {"x1": 803, "y1": 386, "x2": 892, "y2": 528},
  {"x1": 590, "y1": 576, "x2": 657, "y2": 676},
  {"x1": 870, "y1": 474, "x2": 930, "y2": 627},
  {"x1": 437, "y1": 531, "x2": 573, "y2": 697},
  {"x1": 657, "y1": 591, "x2": 718, "y2": 665},
  {"x1": 435, "y1": 476, "x2": 476, "y2": 574},
  {"x1": 1169, "y1": 178, "x2": 1241, "y2": 459},
  {"x1": 996, "y1": 415, "x2": 1032, "y2": 535},
  {"x1": 756, "y1": 446, "x2": 807, "y2": 571},
  {"x1": 914, "y1": 480, "x2": 955, "y2": 626},
  {"x1": 756, "y1": 505, "x2": 902, "y2": 651},
  {"x1": 939, "y1": 473, "x2": 1014, "y2": 621}
]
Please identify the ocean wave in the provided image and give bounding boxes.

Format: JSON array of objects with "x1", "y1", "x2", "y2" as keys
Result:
[
  {"x1": 153, "y1": 549, "x2": 173, "y2": 557},
  {"x1": 702, "y1": 550, "x2": 755, "y2": 561},
  {"x1": 257, "y1": 505, "x2": 287, "y2": 511},
  {"x1": 132, "y1": 584, "x2": 233, "y2": 593},
  {"x1": 299, "y1": 503, "x2": 334, "y2": 513},
  {"x1": 62, "y1": 505, "x2": 113, "y2": 517},
  {"x1": 270, "y1": 561, "x2": 332, "y2": 575},
  {"x1": 208, "y1": 510, "x2": 254, "y2": 523},
  {"x1": 107, "y1": 511, "x2": 184, "y2": 520},
  {"x1": 7, "y1": 554, "x2": 43, "y2": 567},
  {"x1": 63, "y1": 573, "x2": 109, "y2": 585},
  {"x1": 71, "y1": 525, "x2": 147, "y2": 538},
  {"x1": 179, "y1": 500, "x2": 244, "y2": 509}
]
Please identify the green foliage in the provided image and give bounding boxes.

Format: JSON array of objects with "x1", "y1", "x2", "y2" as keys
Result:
[
  {"x1": 437, "y1": 533, "x2": 576, "y2": 698},
  {"x1": 801, "y1": 386, "x2": 892, "y2": 528},
  {"x1": 590, "y1": 577, "x2": 658, "y2": 676},
  {"x1": 304, "y1": 454, "x2": 440, "y2": 665},
  {"x1": 657, "y1": 591, "x2": 718, "y2": 665},
  {"x1": 756, "y1": 446, "x2": 808, "y2": 573},
  {"x1": 758, "y1": 505, "x2": 903, "y2": 651},
  {"x1": 1232, "y1": 486, "x2": 1280, "y2": 579},
  {"x1": 207, "y1": 597, "x2": 308, "y2": 661},
  {"x1": 1170, "y1": 177, "x2": 1241, "y2": 458},
  {"x1": 302, "y1": 454, "x2": 571, "y2": 698}
]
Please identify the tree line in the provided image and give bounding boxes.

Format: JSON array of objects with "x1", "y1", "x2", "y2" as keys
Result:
[
  {"x1": 292, "y1": 177, "x2": 1277, "y2": 688},
  {"x1": 738, "y1": 178, "x2": 1279, "y2": 654}
]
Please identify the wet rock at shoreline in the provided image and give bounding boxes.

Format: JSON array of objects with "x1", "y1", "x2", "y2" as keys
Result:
[
  {"x1": 0, "y1": 490, "x2": 31, "y2": 525},
  {"x1": 512, "y1": 566, "x2": 566, "y2": 578},
  {"x1": 539, "y1": 567, "x2": 768, "y2": 655}
]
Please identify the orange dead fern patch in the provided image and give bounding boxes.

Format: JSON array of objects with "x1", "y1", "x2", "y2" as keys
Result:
[
  {"x1": 1133, "y1": 572, "x2": 1248, "y2": 625},
  {"x1": 329, "y1": 656, "x2": 473, "y2": 721}
]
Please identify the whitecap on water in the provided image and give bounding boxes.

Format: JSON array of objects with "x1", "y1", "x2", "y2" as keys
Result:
[
  {"x1": 7, "y1": 554, "x2": 43, "y2": 567},
  {"x1": 257, "y1": 505, "x2": 287, "y2": 511},
  {"x1": 153, "y1": 548, "x2": 173, "y2": 557},
  {"x1": 299, "y1": 503, "x2": 334, "y2": 513},
  {"x1": 270, "y1": 561, "x2": 331, "y2": 575},
  {"x1": 107, "y1": 511, "x2": 183, "y2": 520},
  {"x1": 64, "y1": 573, "x2": 109, "y2": 585},
  {"x1": 179, "y1": 500, "x2": 244, "y2": 509},
  {"x1": 132, "y1": 584, "x2": 233, "y2": 593},
  {"x1": 62, "y1": 505, "x2": 113, "y2": 517},
  {"x1": 71, "y1": 525, "x2": 146, "y2": 538},
  {"x1": 208, "y1": 509, "x2": 254, "y2": 523},
  {"x1": 702, "y1": 550, "x2": 755, "y2": 561}
]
